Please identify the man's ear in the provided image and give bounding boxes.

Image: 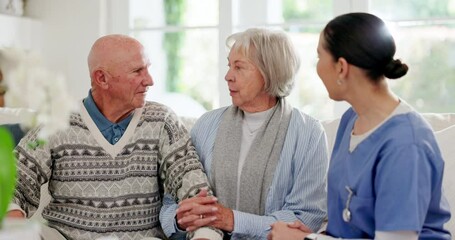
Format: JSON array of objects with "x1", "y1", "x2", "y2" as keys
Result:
[
  {"x1": 336, "y1": 57, "x2": 349, "y2": 80},
  {"x1": 93, "y1": 69, "x2": 109, "y2": 89}
]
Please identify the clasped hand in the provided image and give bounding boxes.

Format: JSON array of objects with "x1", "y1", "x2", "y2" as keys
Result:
[{"x1": 176, "y1": 188, "x2": 234, "y2": 232}]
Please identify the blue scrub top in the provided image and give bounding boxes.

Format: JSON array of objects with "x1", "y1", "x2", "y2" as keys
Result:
[{"x1": 326, "y1": 108, "x2": 451, "y2": 240}]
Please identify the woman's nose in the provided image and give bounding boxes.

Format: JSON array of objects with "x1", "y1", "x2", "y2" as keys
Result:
[{"x1": 225, "y1": 69, "x2": 233, "y2": 82}]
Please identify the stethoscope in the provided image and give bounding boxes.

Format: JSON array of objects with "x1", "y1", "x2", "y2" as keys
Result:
[{"x1": 343, "y1": 186, "x2": 354, "y2": 222}]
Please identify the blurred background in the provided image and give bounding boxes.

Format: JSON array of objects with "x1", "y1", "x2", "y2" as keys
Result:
[{"x1": 2, "y1": 0, "x2": 455, "y2": 119}]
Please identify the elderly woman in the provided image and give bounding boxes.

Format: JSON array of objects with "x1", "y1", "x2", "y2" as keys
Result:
[{"x1": 161, "y1": 28, "x2": 329, "y2": 239}]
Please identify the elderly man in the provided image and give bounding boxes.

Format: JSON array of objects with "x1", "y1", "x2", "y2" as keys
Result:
[{"x1": 7, "y1": 34, "x2": 221, "y2": 240}]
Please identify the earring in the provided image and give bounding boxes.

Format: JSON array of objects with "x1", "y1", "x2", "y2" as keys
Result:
[{"x1": 337, "y1": 79, "x2": 343, "y2": 85}]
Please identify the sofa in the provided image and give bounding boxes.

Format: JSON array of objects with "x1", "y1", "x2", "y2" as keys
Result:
[{"x1": 2, "y1": 109, "x2": 454, "y2": 235}]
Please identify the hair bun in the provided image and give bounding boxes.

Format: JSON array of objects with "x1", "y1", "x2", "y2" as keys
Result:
[{"x1": 384, "y1": 59, "x2": 408, "y2": 79}]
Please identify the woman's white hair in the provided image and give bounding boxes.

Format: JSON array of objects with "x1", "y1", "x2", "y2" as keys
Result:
[{"x1": 226, "y1": 28, "x2": 301, "y2": 97}]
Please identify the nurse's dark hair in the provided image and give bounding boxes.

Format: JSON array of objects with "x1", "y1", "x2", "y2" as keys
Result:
[{"x1": 322, "y1": 12, "x2": 408, "y2": 82}]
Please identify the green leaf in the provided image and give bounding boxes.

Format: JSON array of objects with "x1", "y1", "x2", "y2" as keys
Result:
[{"x1": 0, "y1": 127, "x2": 17, "y2": 225}]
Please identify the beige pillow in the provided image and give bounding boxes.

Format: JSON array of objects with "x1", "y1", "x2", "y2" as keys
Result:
[
  {"x1": 0, "y1": 107, "x2": 35, "y2": 125},
  {"x1": 423, "y1": 113, "x2": 455, "y2": 132},
  {"x1": 321, "y1": 118, "x2": 340, "y2": 156},
  {"x1": 434, "y1": 125, "x2": 455, "y2": 234}
]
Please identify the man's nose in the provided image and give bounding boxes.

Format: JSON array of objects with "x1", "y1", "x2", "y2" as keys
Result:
[{"x1": 145, "y1": 71, "x2": 154, "y2": 86}]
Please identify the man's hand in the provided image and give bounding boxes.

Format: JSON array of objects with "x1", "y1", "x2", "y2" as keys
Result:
[{"x1": 6, "y1": 209, "x2": 25, "y2": 218}]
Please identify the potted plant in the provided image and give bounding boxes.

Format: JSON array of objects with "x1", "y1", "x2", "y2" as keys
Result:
[{"x1": 0, "y1": 127, "x2": 15, "y2": 227}]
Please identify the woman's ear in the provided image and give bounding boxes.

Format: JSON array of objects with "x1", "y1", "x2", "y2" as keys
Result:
[
  {"x1": 93, "y1": 69, "x2": 109, "y2": 89},
  {"x1": 336, "y1": 57, "x2": 349, "y2": 80}
]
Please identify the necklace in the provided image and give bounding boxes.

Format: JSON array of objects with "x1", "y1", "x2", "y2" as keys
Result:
[
  {"x1": 243, "y1": 118, "x2": 261, "y2": 134},
  {"x1": 243, "y1": 111, "x2": 268, "y2": 135},
  {"x1": 243, "y1": 108, "x2": 272, "y2": 135}
]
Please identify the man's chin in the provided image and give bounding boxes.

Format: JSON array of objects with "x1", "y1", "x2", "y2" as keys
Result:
[
  {"x1": 133, "y1": 98, "x2": 146, "y2": 108},
  {"x1": 135, "y1": 102, "x2": 145, "y2": 108}
]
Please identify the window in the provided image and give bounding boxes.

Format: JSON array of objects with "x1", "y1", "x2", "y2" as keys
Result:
[
  {"x1": 128, "y1": 0, "x2": 219, "y2": 117},
  {"x1": 123, "y1": 0, "x2": 455, "y2": 119},
  {"x1": 370, "y1": 0, "x2": 455, "y2": 113},
  {"x1": 126, "y1": 0, "x2": 336, "y2": 118}
]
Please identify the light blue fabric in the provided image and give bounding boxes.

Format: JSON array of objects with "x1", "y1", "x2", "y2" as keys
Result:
[
  {"x1": 326, "y1": 108, "x2": 451, "y2": 240},
  {"x1": 83, "y1": 90, "x2": 133, "y2": 144},
  {"x1": 160, "y1": 106, "x2": 329, "y2": 239}
]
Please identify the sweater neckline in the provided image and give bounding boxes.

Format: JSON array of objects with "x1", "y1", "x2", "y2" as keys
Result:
[{"x1": 79, "y1": 101, "x2": 143, "y2": 158}]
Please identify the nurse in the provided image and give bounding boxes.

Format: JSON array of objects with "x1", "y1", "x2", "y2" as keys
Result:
[{"x1": 268, "y1": 12, "x2": 451, "y2": 240}]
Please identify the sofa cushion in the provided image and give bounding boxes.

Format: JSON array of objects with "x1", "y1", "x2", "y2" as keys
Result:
[
  {"x1": 0, "y1": 107, "x2": 35, "y2": 125},
  {"x1": 422, "y1": 113, "x2": 455, "y2": 132},
  {"x1": 321, "y1": 118, "x2": 340, "y2": 156},
  {"x1": 434, "y1": 125, "x2": 455, "y2": 233}
]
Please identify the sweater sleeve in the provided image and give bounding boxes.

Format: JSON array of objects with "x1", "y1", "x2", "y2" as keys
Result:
[
  {"x1": 12, "y1": 127, "x2": 53, "y2": 218},
  {"x1": 158, "y1": 111, "x2": 223, "y2": 239},
  {"x1": 158, "y1": 112, "x2": 210, "y2": 201}
]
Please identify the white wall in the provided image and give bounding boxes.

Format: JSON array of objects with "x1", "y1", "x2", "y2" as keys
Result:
[
  {"x1": 25, "y1": 0, "x2": 110, "y2": 101},
  {"x1": 0, "y1": 14, "x2": 42, "y2": 51}
]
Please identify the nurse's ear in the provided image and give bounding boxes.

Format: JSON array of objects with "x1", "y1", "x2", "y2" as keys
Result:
[{"x1": 336, "y1": 57, "x2": 349, "y2": 80}]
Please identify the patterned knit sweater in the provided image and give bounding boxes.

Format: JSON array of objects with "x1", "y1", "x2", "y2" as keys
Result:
[{"x1": 13, "y1": 102, "x2": 210, "y2": 240}]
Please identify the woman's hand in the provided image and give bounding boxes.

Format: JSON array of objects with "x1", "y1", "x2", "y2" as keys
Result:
[
  {"x1": 176, "y1": 188, "x2": 235, "y2": 232},
  {"x1": 287, "y1": 220, "x2": 312, "y2": 232},
  {"x1": 176, "y1": 188, "x2": 219, "y2": 231},
  {"x1": 203, "y1": 202, "x2": 234, "y2": 232},
  {"x1": 267, "y1": 221, "x2": 312, "y2": 240}
]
